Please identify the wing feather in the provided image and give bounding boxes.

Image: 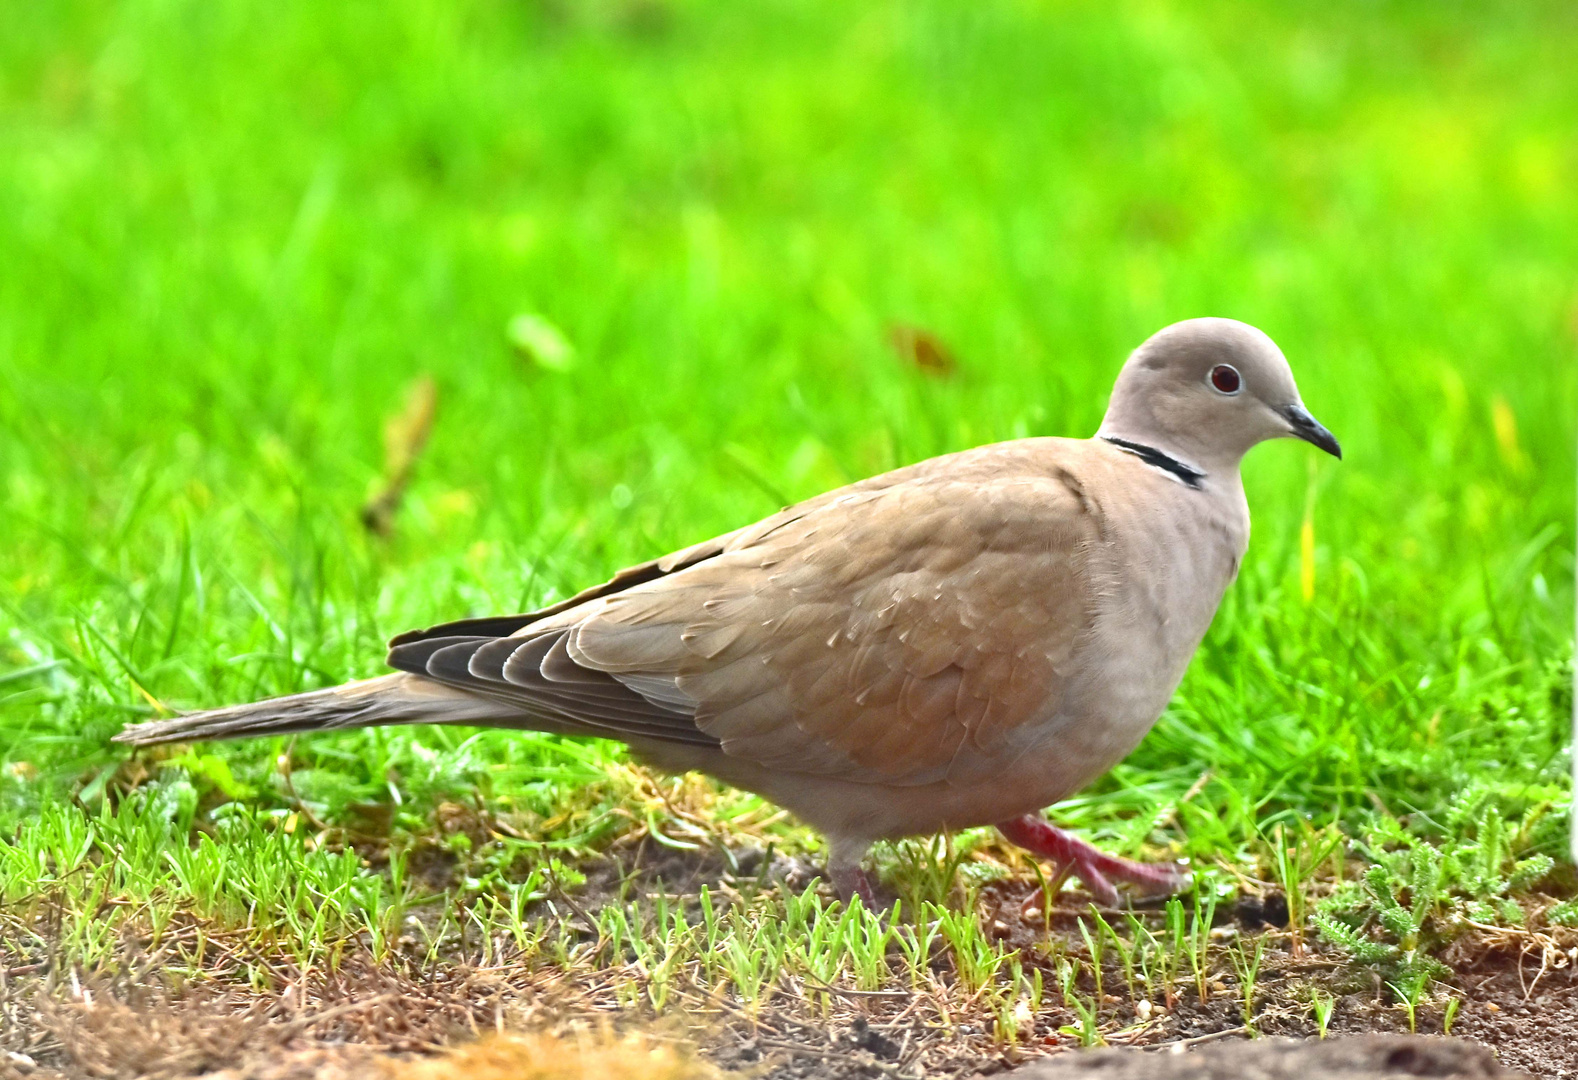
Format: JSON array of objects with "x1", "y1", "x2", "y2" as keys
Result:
[{"x1": 384, "y1": 440, "x2": 1102, "y2": 786}]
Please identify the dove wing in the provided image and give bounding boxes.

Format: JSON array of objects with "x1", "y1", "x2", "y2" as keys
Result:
[{"x1": 389, "y1": 443, "x2": 1102, "y2": 787}]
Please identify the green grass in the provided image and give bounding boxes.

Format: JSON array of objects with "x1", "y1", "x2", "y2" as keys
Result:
[{"x1": 1, "y1": 0, "x2": 1575, "y2": 1020}]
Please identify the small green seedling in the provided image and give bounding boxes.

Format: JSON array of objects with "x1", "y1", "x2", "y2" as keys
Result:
[
  {"x1": 1057, "y1": 957, "x2": 1104, "y2": 1048},
  {"x1": 1310, "y1": 988, "x2": 1336, "y2": 1038},
  {"x1": 1077, "y1": 916, "x2": 1105, "y2": 1002},
  {"x1": 1229, "y1": 936, "x2": 1266, "y2": 1035},
  {"x1": 1189, "y1": 889, "x2": 1218, "y2": 1005},
  {"x1": 1387, "y1": 969, "x2": 1431, "y2": 1033}
]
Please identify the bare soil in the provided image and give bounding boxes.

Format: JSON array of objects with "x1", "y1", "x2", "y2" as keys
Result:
[
  {"x1": 5, "y1": 839, "x2": 1576, "y2": 1080},
  {"x1": 4, "y1": 947, "x2": 1574, "y2": 1080}
]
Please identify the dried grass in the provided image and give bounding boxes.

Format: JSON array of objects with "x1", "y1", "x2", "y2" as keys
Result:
[{"x1": 395, "y1": 1031, "x2": 721, "y2": 1080}]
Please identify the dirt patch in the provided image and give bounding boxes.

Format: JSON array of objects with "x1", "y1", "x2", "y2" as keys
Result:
[
  {"x1": 1409, "y1": 966, "x2": 1578, "y2": 1080},
  {"x1": 572, "y1": 837, "x2": 820, "y2": 909},
  {"x1": 3, "y1": 959, "x2": 1574, "y2": 1080},
  {"x1": 6, "y1": 852, "x2": 1577, "y2": 1080},
  {"x1": 0, "y1": 957, "x2": 515, "y2": 1078}
]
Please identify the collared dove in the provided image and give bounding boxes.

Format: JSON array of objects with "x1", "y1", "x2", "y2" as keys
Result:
[{"x1": 116, "y1": 318, "x2": 1340, "y2": 905}]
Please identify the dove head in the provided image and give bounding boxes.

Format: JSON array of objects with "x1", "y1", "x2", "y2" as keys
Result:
[{"x1": 1097, "y1": 317, "x2": 1340, "y2": 474}]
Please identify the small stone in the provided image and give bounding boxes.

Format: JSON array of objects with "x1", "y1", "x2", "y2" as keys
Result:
[{"x1": 1004, "y1": 1034, "x2": 1529, "y2": 1078}]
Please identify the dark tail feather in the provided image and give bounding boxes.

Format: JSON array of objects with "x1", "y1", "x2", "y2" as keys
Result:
[{"x1": 113, "y1": 674, "x2": 512, "y2": 747}]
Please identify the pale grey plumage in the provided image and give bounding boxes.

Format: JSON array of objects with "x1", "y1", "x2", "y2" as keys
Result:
[{"x1": 116, "y1": 317, "x2": 1340, "y2": 902}]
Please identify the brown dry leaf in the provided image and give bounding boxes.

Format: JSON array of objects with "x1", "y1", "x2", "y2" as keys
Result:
[
  {"x1": 887, "y1": 324, "x2": 959, "y2": 377},
  {"x1": 394, "y1": 1031, "x2": 720, "y2": 1080},
  {"x1": 361, "y1": 374, "x2": 439, "y2": 536}
]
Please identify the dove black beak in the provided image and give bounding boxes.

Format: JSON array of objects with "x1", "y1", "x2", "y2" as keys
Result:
[{"x1": 1281, "y1": 404, "x2": 1342, "y2": 459}]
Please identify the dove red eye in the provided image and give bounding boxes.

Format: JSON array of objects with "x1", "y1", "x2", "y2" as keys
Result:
[{"x1": 1210, "y1": 364, "x2": 1241, "y2": 394}]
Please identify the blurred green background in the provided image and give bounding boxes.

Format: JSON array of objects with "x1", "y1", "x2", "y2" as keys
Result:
[{"x1": 1, "y1": 0, "x2": 1573, "y2": 855}]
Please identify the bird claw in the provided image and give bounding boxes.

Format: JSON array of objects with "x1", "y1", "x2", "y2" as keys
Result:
[
  {"x1": 829, "y1": 863, "x2": 879, "y2": 909},
  {"x1": 1069, "y1": 850, "x2": 1191, "y2": 907},
  {"x1": 1073, "y1": 860, "x2": 1120, "y2": 908},
  {"x1": 999, "y1": 813, "x2": 1190, "y2": 908}
]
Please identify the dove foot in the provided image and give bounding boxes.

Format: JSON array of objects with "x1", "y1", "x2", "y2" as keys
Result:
[
  {"x1": 826, "y1": 835, "x2": 880, "y2": 908},
  {"x1": 998, "y1": 814, "x2": 1189, "y2": 908},
  {"x1": 828, "y1": 863, "x2": 878, "y2": 908}
]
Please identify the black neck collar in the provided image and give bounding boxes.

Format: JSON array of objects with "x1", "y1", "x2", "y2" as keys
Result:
[{"x1": 1100, "y1": 436, "x2": 1205, "y2": 489}]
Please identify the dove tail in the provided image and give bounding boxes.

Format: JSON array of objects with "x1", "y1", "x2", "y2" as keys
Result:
[{"x1": 112, "y1": 674, "x2": 510, "y2": 747}]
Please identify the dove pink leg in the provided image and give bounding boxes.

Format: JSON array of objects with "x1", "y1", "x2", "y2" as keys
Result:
[
  {"x1": 998, "y1": 814, "x2": 1189, "y2": 908},
  {"x1": 827, "y1": 836, "x2": 879, "y2": 908},
  {"x1": 829, "y1": 864, "x2": 878, "y2": 908}
]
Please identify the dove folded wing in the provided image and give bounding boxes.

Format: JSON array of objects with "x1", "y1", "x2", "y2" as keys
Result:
[{"x1": 387, "y1": 445, "x2": 1101, "y2": 789}]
